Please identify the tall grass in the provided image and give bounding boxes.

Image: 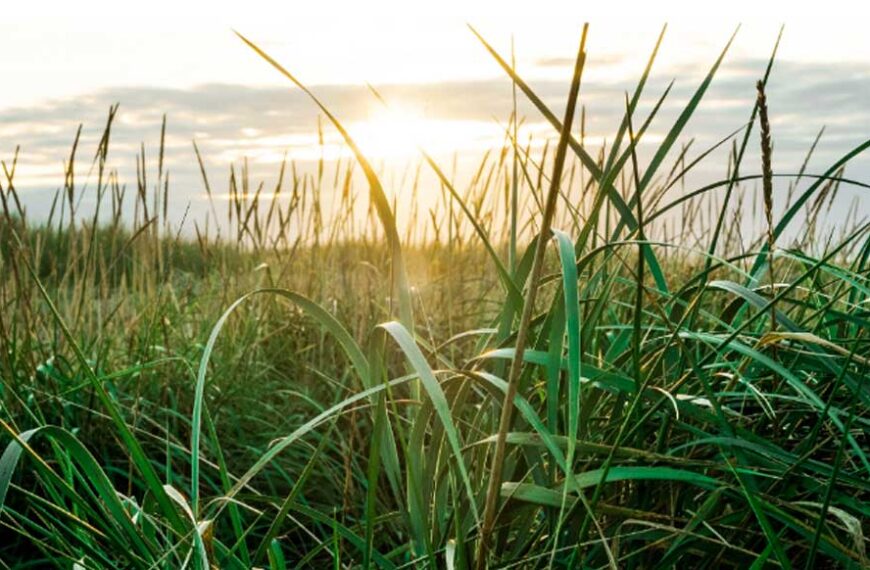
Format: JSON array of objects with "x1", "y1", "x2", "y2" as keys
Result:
[{"x1": 1, "y1": 24, "x2": 869, "y2": 568}]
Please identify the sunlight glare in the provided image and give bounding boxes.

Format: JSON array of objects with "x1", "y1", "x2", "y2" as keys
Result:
[{"x1": 351, "y1": 104, "x2": 431, "y2": 158}]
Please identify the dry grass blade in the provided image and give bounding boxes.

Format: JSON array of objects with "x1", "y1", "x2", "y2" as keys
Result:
[{"x1": 477, "y1": 23, "x2": 589, "y2": 568}]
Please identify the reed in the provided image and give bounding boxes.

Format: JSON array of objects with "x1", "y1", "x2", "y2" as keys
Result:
[{"x1": 757, "y1": 79, "x2": 777, "y2": 333}]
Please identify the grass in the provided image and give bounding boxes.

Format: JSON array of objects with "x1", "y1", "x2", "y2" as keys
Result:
[{"x1": 1, "y1": 24, "x2": 869, "y2": 568}]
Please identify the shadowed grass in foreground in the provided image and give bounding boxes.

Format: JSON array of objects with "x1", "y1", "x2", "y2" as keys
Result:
[{"x1": 0, "y1": 24, "x2": 869, "y2": 568}]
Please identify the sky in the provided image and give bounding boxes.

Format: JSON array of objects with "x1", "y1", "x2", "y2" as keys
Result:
[
  {"x1": 1, "y1": 0, "x2": 869, "y2": 240},
  {"x1": 4, "y1": 0, "x2": 870, "y2": 105}
]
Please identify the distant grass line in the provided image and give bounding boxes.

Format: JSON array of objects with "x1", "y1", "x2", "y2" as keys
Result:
[{"x1": 0, "y1": 24, "x2": 868, "y2": 569}]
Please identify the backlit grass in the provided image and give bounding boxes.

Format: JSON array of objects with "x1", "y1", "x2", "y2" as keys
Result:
[{"x1": 0, "y1": 25, "x2": 868, "y2": 568}]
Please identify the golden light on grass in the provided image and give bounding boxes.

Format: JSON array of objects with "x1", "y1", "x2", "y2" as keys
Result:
[{"x1": 1, "y1": 18, "x2": 869, "y2": 570}]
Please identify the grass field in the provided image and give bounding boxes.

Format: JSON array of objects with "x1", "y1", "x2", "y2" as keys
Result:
[{"x1": 0, "y1": 27, "x2": 868, "y2": 568}]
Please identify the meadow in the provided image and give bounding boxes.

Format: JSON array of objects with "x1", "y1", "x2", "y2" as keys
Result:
[{"x1": 0, "y1": 26, "x2": 868, "y2": 568}]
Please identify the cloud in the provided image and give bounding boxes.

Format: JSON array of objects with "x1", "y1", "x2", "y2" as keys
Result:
[
  {"x1": 535, "y1": 53, "x2": 625, "y2": 68},
  {"x1": 1, "y1": 55, "x2": 867, "y2": 241}
]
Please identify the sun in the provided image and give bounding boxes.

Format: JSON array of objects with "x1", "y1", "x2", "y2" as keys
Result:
[
  {"x1": 348, "y1": 103, "x2": 505, "y2": 159},
  {"x1": 350, "y1": 104, "x2": 430, "y2": 158}
]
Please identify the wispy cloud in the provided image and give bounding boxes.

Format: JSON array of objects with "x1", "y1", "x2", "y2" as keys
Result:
[{"x1": 1, "y1": 56, "x2": 867, "y2": 230}]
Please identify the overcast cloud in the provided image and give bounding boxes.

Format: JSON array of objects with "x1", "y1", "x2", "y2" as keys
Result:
[{"x1": 1, "y1": 55, "x2": 868, "y2": 243}]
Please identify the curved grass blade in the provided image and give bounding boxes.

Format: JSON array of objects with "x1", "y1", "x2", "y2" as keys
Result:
[
  {"x1": 377, "y1": 321, "x2": 481, "y2": 527},
  {"x1": 502, "y1": 466, "x2": 722, "y2": 508},
  {"x1": 191, "y1": 288, "x2": 372, "y2": 516},
  {"x1": 235, "y1": 32, "x2": 414, "y2": 332}
]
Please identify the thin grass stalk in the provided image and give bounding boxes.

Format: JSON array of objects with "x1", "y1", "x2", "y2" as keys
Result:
[
  {"x1": 509, "y1": 36, "x2": 519, "y2": 275},
  {"x1": 477, "y1": 23, "x2": 588, "y2": 568}
]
